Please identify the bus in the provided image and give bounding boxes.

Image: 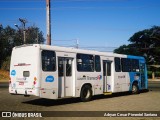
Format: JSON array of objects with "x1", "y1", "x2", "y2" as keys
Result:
[{"x1": 9, "y1": 44, "x2": 148, "y2": 102}]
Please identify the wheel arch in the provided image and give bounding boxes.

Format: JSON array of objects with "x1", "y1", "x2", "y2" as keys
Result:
[
  {"x1": 80, "y1": 83, "x2": 93, "y2": 102},
  {"x1": 132, "y1": 80, "x2": 140, "y2": 94},
  {"x1": 129, "y1": 80, "x2": 139, "y2": 92},
  {"x1": 132, "y1": 80, "x2": 139, "y2": 86},
  {"x1": 80, "y1": 83, "x2": 93, "y2": 93},
  {"x1": 81, "y1": 83, "x2": 92, "y2": 90}
]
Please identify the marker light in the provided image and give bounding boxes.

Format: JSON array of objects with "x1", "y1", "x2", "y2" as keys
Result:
[{"x1": 33, "y1": 77, "x2": 37, "y2": 85}]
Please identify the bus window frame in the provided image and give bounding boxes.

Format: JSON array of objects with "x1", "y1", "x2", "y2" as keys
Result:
[{"x1": 41, "y1": 50, "x2": 57, "y2": 72}]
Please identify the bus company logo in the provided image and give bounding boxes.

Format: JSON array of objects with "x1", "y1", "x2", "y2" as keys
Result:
[
  {"x1": 11, "y1": 70, "x2": 16, "y2": 76},
  {"x1": 46, "y1": 76, "x2": 54, "y2": 82},
  {"x1": 77, "y1": 75, "x2": 102, "y2": 80},
  {"x1": 97, "y1": 75, "x2": 102, "y2": 80}
]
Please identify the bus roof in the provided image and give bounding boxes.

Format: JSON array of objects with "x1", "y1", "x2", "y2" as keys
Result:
[{"x1": 13, "y1": 44, "x2": 144, "y2": 59}]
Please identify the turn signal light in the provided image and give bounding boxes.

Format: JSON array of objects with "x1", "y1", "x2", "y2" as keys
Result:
[
  {"x1": 33, "y1": 77, "x2": 37, "y2": 85},
  {"x1": 34, "y1": 77, "x2": 37, "y2": 81}
]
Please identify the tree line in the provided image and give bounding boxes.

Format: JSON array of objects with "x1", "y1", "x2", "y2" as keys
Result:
[
  {"x1": 0, "y1": 24, "x2": 160, "y2": 73},
  {"x1": 114, "y1": 26, "x2": 160, "y2": 65},
  {"x1": 0, "y1": 25, "x2": 45, "y2": 70}
]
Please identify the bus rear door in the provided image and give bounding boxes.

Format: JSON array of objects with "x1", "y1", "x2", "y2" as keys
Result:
[
  {"x1": 103, "y1": 60, "x2": 112, "y2": 93},
  {"x1": 58, "y1": 57, "x2": 73, "y2": 98}
]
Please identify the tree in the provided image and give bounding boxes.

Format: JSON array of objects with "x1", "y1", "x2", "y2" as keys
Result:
[
  {"x1": 0, "y1": 25, "x2": 45, "y2": 69},
  {"x1": 114, "y1": 44, "x2": 140, "y2": 56},
  {"x1": 114, "y1": 26, "x2": 160, "y2": 65},
  {"x1": 0, "y1": 26, "x2": 15, "y2": 68},
  {"x1": 26, "y1": 26, "x2": 45, "y2": 44}
]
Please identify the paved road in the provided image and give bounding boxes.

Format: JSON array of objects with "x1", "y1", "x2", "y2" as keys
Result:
[
  {"x1": 0, "y1": 82, "x2": 8, "y2": 88},
  {"x1": 0, "y1": 81, "x2": 160, "y2": 120},
  {"x1": 0, "y1": 88, "x2": 160, "y2": 120},
  {"x1": 148, "y1": 81, "x2": 160, "y2": 91}
]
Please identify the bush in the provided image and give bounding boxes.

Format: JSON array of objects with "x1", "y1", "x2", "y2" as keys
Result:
[
  {"x1": 0, "y1": 69, "x2": 9, "y2": 80},
  {"x1": 1, "y1": 57, "x2": 11, "y2": 71},
  {"x1": 155, "y1": 72, "x2": 160, "y2": 78},
  {"x1": 148, "y1": 71, "x2": 152, "y2": 78},
  {"x1": 148, "y1": 71, "x2": 160, "y2": 79}
]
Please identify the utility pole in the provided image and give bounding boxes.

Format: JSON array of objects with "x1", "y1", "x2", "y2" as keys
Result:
[
  {"x1": 46, "y1": 0, "x2": 51, "y2": 45},
  {"x1": 19, "y1": 18, "x2": 27, "y2": 44}
]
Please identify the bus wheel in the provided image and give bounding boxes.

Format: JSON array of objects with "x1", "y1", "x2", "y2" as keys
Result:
[
  {"x1": 132, "y1": 84, "x2": 139, "y2": 94},
  {"x1": 80, "y1": 85, "x2": 92, "y2": 102}
]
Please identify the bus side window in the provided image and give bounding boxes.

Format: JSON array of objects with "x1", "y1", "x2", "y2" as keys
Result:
[
  {"x1": 114, "y1": 57, "x2": 121, "y2": 72},
  {"x1": 95, "y1": 55, "x2": 101, "y2": 72},
  {"x1": 132, "y1": 59, "x2": 139, "y2": 72},
  {"x1": 77, "y1": 53, "x2": 94, "y2": 72},
  {"x1": 121, "y1": 58, "x2": 139, "y2": 72},
  {"x1": 42, "y1": 50, "x2": 56, "y2": 71}
]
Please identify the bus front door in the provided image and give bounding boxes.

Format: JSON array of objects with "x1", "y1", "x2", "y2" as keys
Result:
[
  {"x1": 58, "y1": 57, "x2": 73, "y2": 98},
  {"x1": 103, "y1": 60, "x2": 112, "y2": 93}
]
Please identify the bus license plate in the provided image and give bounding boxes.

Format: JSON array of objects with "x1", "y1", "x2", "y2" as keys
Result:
[{"x1": 19, "y1": 82, "x2": 24, "y2": 85}]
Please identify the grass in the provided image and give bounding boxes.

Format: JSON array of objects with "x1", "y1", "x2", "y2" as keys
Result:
[{"x1": 0, "y1": 70, "x2": 9, "y2": 82}]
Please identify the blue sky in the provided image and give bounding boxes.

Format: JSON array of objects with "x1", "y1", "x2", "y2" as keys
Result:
[{"x1": 0, "y1": 0, "x2": 160, "y2": 51}]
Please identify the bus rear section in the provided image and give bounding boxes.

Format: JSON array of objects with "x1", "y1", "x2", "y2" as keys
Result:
[{"x1": 9, "y1": 45, "x2": 40, "y2": 96}]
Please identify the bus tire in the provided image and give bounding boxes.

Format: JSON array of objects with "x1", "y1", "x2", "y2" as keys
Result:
[
  {"x1": 80, "y1": 85, "x2": 92, "y2": 102},
  {"x1": 132, "y1": 83, "x2": 139, "y2": 94}
]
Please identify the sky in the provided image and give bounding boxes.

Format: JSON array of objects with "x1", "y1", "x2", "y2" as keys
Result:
[{"x1": 0, "y1": 0, "x2": 160, "y2": 51}]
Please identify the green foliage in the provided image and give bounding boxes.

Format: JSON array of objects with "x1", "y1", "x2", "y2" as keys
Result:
[
  {"x1": 1, "y1": 57, "x2": 10, "y2": 71},
  {"x1": 114, "y1": 44, "x2": 140, "y2": 56},
  {"x1": 155, "y1": 72, "x2": 160, "y2": 78},
  {"x1": 114, "y1": 26, "x2": 160, "y2": 65},
  {"x1": 26, "y1": 26, "x2": 45, "y2": 44},
  {"x1": 0, "y1": 26, "x2": 14, "y2": 67},
  {"x1": 147, "y1": 71, "x2": 152, "y2": 78},
  {"x1": 148, "y1": 71, "x2": 160, "y2": 78},
  {"x1": 0, "y1": 25, "x2": 45, "y2": 69}
]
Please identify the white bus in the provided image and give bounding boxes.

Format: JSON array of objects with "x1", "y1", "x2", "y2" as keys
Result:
[{"x1": 9, "y1": 44, "x2": 148, "y2": 102}]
